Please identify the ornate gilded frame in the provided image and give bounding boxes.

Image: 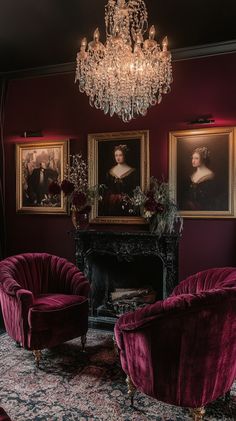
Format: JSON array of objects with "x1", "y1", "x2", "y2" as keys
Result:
[
  {"x1": 16, "y1": 140, "x2": 68, "y2": 214},
  {"x1": 169, "y1": 127, "x2": 236, "y2": 218},
  {"x1": 88, "y1": 130, "x2": 150, "y2": 224}
]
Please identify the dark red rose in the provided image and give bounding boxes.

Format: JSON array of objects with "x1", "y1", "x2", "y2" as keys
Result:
[
  {"x1": 61, "y1": 180, "x2": 75, "y2": 196},
  {"x1": 145, "y1": 198, "x2": 165, "y2": 213},
  {"x1": 145, "y1": 197, "x2": 158, "y2": 212},
  {"x1": 48, "y1": 181, "x2": 61, "y2": 195},
  {"x1": 72, "y1": 191, "x2": 87, "y2": 208},
  {"x1": 146, "y1": 190, "x2": 155, "y2": 199},
  {"x1": 78, "y1": 205, "x2": 92, "y2": 214}
]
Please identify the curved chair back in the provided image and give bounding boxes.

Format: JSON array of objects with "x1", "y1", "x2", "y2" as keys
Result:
[{"x1": 0, "y1": 252, "x2": 87, "y2": 296}]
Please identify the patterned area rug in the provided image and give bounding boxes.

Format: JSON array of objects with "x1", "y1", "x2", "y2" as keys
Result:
[{"x1": 0, "y1": 329, "x2": 235, "y2": 421}]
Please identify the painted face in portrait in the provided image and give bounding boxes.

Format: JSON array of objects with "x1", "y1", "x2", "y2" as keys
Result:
[
  {"x1": 192, "y1": 146, "x2": 210, "y2": 169},
  {"x1": 114, "y1": 149, "x2": 125, "y2": 164},
  {"x1": 192, "y1": 152, "x2": 201, "y2": 168}
]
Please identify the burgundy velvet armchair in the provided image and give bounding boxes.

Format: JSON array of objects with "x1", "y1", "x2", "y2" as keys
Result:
[
  {"x1": 114, "y1": 267, "x2": 236, "y2": 420},
  {"x1": 0, "y1": 253, "x2": 90, "y2": 365},
  {"x1": 0, "y1": 407, "x2": 11, "y2": 421}
]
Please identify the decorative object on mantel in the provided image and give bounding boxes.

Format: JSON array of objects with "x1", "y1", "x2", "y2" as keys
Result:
[
  {"x1": 122, "y1": 177, "x2": 183, "y2": 236},
  {"x1": 49, "y1": 153, "x2": 104, "y2": 229},
  {"x1": 75, "y1": 0, "x2": 172, "y2": 123}
]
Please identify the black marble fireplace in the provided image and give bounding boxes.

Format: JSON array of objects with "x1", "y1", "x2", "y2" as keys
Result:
[{"x1": 73, "y1": 230, "x2": 179, "y2": 327}]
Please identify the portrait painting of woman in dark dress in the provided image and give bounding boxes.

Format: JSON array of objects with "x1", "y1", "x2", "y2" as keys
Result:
[
  {"x1": 88, "y1": 130, "x2": 149, "y2": 223},
  {"x1": 170, "y1": 128, "x2": 233, "y2": 217},
  {"x1": 99, "y1": 143, "x2": 140, "y2": 216},
  {"x1": 184, "y1": 146, "x2": 216, "y2": 210}
]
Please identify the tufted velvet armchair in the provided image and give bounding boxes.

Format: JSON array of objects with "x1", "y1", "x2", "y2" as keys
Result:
[
  {"x1": 114, "y1": 267, "x2": 236, "y2": 420},
  {"x1": 0, "y1": 253, "x2": 90, "y2": 365},
  {"x1": 0, "y1": 407, "x2": 11, "y2": 421}
]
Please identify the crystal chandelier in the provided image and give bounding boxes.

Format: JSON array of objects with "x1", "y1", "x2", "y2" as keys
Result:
[{"x1": 75, "y1": 0, "x2": 172, "y2": 123}]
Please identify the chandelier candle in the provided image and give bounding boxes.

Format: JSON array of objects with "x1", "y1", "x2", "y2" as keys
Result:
[{"x1": 75, "y1": 0, "x2": 172, "y2": 122}]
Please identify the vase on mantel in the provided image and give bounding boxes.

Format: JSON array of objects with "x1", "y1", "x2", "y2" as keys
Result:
[
  {"x1": 71, "y1": 209, "x2": 90, "y2": 230},
  {"x1": 148, "y1": 214, "x2": 166, "y2": 236}
]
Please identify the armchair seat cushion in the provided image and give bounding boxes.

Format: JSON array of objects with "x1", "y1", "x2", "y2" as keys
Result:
[{"x1": 28, "y1": 293, "x2": 88, "y2": 331}]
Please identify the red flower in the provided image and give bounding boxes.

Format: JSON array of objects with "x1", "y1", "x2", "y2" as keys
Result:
[
  {"x1": 72, "y1": 191, "x2": 87, "y2": 208},
  {"x1": 61, "y1": 180, "x2": 75, "y2": 196},
  {"x1": 48, "y1": 181, "x2": 61, "y2": 195},
  {"x1": 145, "y1": 197, "x2": 158, "y2": 212},
  {"x1": 146, "y1": 190, "x2": 155, "y2": 198},
  {"x1": 145, "y1": 198, "x2": 165, "y2": 213}
]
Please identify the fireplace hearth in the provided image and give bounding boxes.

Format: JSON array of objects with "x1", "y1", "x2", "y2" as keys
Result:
[{"x1": 73, "y1": 230, "x2": 179, "y2": 327}]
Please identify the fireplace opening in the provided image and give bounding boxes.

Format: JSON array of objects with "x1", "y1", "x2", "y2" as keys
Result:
[{"x1": 85, "y1": 253, "x2": 164, "y2": 318}]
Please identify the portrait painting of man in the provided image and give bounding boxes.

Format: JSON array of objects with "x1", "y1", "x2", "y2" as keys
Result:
[
  {"x1": 169, "y1": 128, "x2": 235, "y2": 218},
  {"x1": 16, "y1": 141, "x2": 68, "y2": 214},
  {"x1": 88, "y1": 130, "x2": 149, "y2": 224}
]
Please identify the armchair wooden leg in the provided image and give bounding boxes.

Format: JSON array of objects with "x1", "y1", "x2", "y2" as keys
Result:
[
  {"x1": 81, "y1": 334, "x2": 87, "y2": 352},
  {"x1": 33, "y1": 350, "x2": 42, "y2": 367},
  {"x1": 191, "y1": 407, "x2": 205, "y2": 421},
  {"x1": 113, "y1": 335, "x2": 119, "y2": 358},
  {"x1": 126, "y1": 375, "x2": 136, "y2": 406}
]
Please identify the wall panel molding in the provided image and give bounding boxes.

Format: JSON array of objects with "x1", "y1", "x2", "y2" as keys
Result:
[{"x1": 1, "y1": 40, "x2": 236, "y2": 80}]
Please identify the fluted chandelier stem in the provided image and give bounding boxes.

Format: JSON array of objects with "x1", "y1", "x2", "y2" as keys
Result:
[{"x1": 75, "y1": 0, "x2": 172, "y2": 123}]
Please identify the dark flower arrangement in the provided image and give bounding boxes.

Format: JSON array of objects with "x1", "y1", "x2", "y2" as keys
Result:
[
  {"x1": 122, "y1": 177, "x2": 183, "y2": 236},
  {"x1": 48, "y1": 153, "x2": 103, "y2": 216}
]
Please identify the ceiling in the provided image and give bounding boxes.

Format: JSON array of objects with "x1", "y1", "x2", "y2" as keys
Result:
[{"x1": 0, "y1": 0, "x2": 236, "y2": 73}]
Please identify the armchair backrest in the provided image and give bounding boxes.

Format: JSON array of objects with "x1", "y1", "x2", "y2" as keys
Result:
[
  {"x1": 172, "y1": 267, "x2": 236, "y2": 295},
  {"x1": 0, "y1": 253, "x2": 83, "y2": 297}
]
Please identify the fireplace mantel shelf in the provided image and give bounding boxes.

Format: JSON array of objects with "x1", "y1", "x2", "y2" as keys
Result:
[{"x1": 73, "y1": 229, "x2": 180, "y2": 298}]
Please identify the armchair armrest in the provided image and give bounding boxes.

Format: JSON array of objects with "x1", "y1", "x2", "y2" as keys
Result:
[
  {"x1": 0, "y1": 275, "x2": 22, "y2": 296},
  {"x1": 116, "y1": 290, "x2": 223, "y2": 332},
  {"x1": 16, "y1": 288, "x2": 34, "y2": 306}
]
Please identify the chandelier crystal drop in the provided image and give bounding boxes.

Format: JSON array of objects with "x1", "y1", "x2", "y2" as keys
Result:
[{"x1": 75, "y1": 0, "x2": 173, "y2": 123}]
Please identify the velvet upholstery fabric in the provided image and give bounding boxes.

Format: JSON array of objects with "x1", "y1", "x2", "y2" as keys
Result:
[
  {"x1": 0, "y1": 253, "x2": 90, "y2": 350},
  {"x1": 114, "y1": 267, "x2": 236, "y2": 409},
  {"x1": 0, "y1": 407, "x2": 11, "y2": 421}
]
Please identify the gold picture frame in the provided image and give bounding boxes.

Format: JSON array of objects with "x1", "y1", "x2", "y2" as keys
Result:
[
  {"x1": 169, "y1": 127, "x2": 236, "y2": 218},
  {"x1": 88, "y1": 130, "x2": 150, "y2": 224},
  {"x1": 16, "y1": 140, "x2": 69, "y2": 214}
]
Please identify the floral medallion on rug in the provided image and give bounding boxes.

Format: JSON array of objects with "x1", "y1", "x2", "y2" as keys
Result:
[{"x1": 0, "y1": 329, "x2": 235, "y2": 421}]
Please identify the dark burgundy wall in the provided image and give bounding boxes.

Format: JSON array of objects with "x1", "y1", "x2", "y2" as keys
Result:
[{"x1": 4, "y1": 53, "x2": 236, "y2": 280}]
